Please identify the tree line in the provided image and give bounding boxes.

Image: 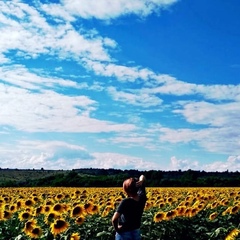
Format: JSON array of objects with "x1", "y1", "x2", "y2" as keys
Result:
[{"x1": 0, "y1": 168, "x2": 240, "y2": 187}]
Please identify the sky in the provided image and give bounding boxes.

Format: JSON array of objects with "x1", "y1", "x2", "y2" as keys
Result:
[{"x1": 0, "y1": 0, "x2": 240, "y2": 172}]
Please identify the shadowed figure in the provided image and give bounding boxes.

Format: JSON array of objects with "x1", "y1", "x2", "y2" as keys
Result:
[{"x1": 112, "y1": 175, "x2": 147, "y2": 240}]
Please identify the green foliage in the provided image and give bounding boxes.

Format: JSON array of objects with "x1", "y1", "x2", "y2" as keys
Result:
[
  {"x1": 140, "y1": 209, "x2": 240, "y2": 240},
  {"x1": 0, "y1": 168, "x2": 240, "y2": 187}
]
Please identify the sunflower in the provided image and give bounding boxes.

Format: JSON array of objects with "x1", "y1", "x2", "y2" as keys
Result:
[
  {"x1": 222, "y1": 207, "x2": 231, "y2": 216},
  {"x1": 23, "y1": 219, "x2": 37, "y2": 234},
  {"x1": 25, "y1": 199, "x2": 34, "y2": 207},
  {"x1": 184, "y1": 201, "x2": 191, "y2": 207},
  {"x1": 153, "y1": 212, "x2": 165, "y2": 222},
  {"x1": 70, "y1": 232, "x2": 80, "y2": 240},
  {"x1": 210, "y1": 201, "x2": 218, "y2": 209},
  {"x1": 1, "y1": 210, "x2": 12, "y2": 220},
  {"x1": 209, "y1": 212, "x2": 218, "y2": 221},
  {"x1": 176, "y1": 206, "x2": 186, "y2": 217},
  {"x1": 221, "y1": 198, "x2": 229, "y2": 206},
  {"x1": 90, "y1": 205, "x2": 99, "y2": 215},
  {"x1": 196, "y1": 202, "x2": 205, "y2": 211},
  {"x1": 159, "y1": 202, "x2": 165, "y2": 209},
  {"x1": 35, "y1": 206, "x2": 44, "y2": 216},
  {"x1": 46, "y1": 199, "x2": 54, "y2": 206},
  {"x1": 3, "y1": 197, "x2": 10, "y2": 203},
  {"x1": 26, "y1": 226, "x2": 43, "y2": 239},
  {"x1": 144, "y1": 201, "x2": 153, "y2": 210},
  {"x1": 75, "y1": 216, "x2": 85, "y2": 225},
  {"x1": 231, "y1": 205, "x2": 239, "y2": 215},
  {"x1": 44, "y1": 211, "x2": 60, "y2": 224},
  {"x1": 83, "y1": 202, "x2": 93, "y2": 214},
  {"x1": 184, "y1": 208, "x2": 191, "y2": 217},
  {"x1": 9, "y1": 204, "x2": 17, "y2": 212},
  {"x1": 44, "y1": 205, "x2": 51, "y2": 213},
  {"x1": 225, "y1": 228, "x2": 240, "y2": 240},
  {"x1": 105, "y1": 200, "x2": 114, "y2": 209},
  {"x1": 19, "y1": 211, "x2": 32, "y2": 221},
  {"x1": 4, "y1": 204, "x2": 10, "y2": 210},
  {"x1": 50, "y1": 218, "x2": 69, "y2": 236},
  {"x1": 16, "y1": 200, "x2": 23, "y2": 210},
  {"x1": 75, "y1": 190, "x2": 81, "y2": 196},
  {"x1": 165, "y1": 210, "x2": 177, "y2": 221},
  {"x1": 32, "y1": 197, "x2": 40, "y2": 204},
  {"x1": 189, "y1": 207, "x2": 198, "y2": 218},
  {"x1": 101, "y1": 206, "x2": 112, "y2": 217},
  {"x1": 55, "y1": 194, "x2": 64, "y2": 201},
  {"x1": 71, "y1": 205, "x2": 84, "y2": 217},
  {"x1": 52, "y1": 203, "x2": 65, "y2": 213}
]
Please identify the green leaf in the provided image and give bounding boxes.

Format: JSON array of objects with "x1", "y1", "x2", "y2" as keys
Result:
[{"x1": 96, "y1": 231, "x2": 108, "y2": 237}]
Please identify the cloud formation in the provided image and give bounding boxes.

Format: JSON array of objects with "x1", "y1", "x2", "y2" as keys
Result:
[{"x1": 0, "y1": 0, "x2": 239, "y2": 171}]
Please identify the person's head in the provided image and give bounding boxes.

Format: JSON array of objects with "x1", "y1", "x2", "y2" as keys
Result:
[{"x1": 123, "y1": 178, "x2": 138, "y2": 196}]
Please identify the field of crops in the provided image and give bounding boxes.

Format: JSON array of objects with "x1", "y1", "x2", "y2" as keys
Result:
[{"x1": 0, "y1": 187, "x2": 240, "y2": 240}]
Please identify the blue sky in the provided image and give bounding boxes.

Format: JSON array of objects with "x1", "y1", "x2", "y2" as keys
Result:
[{"x1": 0, "y1": 0, "x2": 240, "y2": 171}]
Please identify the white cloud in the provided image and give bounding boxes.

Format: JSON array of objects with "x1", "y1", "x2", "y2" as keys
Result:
[
  {"x1": 89, "y1": 152, "x2": 160, "y2": 170},
  {"x1": 0, "y1": 65, "x2": 80, "y2": 90},
  {"x1": 0, "y1": 53, "x2": 10, "y2": 64},
  {"x1": 0, "y1": 1, "x2": 114, "y2": 62},
  {"x1": 41, "y1": 3, "x2": 76, "y2": 22},
  {"x1": 144, "y1": 76, "x2": 240, "y2": 102},
  {"x1": 196, "y1": 84, "x2": 240, "y2": 101},
  {"x1": 57, "y1": 0, "x2": 179, "y2": 20},
  {"x1": 106, "y1": 135, "x2": 155, "y2": 150},
  {"x1": 0, "y1": 140, "x2": 160, "y2": 170},
  {"x1": 149, "y1": 80, "x2": 197, "y2": 95},
  {"x1": 110, "y1": 136, "x2": 150, "y2": 144},
  {"x1": 0, "y1": 83, "x2": 136, "y2": 133},
  {"x1": 204, "y1": 155, "x2": 240, "y2": 172},
  {"x1": 84, "y1": 60, "x2": 154, "y2": 81},
  {"x1": 174, "y1": 101, "x2": 240, "y2": 127},
  {"x1": 170, "y1": 156, "x2": 199, "y2": 170},
  {"x1": 158, "y1": 126, "x2": 240, "y2": 155},
  {"x1": 159, "y1": 127, "x2": 206, "y2": 143},
  {"x1": 107, "y1": 86, "x2": 162, "y2": 107},
  {"x1": 169, "y1": 155, "x2": 240, "y2": 172},
  {"x1": 0, "y1": 140, "x2": 91, "y2": 169}
]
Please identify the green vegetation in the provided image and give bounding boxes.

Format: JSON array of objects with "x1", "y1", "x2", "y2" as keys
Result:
[{"x1": 0, "y1": 168, "x2": 240, "y2": 187}]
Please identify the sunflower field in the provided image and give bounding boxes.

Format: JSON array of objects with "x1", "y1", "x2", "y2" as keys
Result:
[{"x1": 0, "y1": 187, "x2": 240, "y2": 240}]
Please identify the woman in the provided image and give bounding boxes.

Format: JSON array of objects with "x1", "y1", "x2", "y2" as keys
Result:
[{"x1": 112, "y1": 175, "x2": 147, "y2": 240}]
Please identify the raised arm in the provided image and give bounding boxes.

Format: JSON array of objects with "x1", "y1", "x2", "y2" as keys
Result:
[{"x1": 136, "y1": 175, "x2": 146, "y2": 187}]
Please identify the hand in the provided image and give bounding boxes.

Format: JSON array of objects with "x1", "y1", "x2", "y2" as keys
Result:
[
  {"x1": 136, "y1": 175, "x2": 146, "y2": 187},
  {"x1": 116, "y1": 224, "x2": 123, "y2": 233}
]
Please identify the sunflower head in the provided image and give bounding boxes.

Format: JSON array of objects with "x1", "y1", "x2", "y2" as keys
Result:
[
  {"x1": 44, "y1": 211, "x2": 60, "y2": 224},
  {"x1": 70, "y1": 232, "x2": 80, "y2": 240},
  {"x1": 231, "y1": 205, "x2": 239, "y2": 214},
  {"x1": 2, "y1": 210, "x2": 12, "y2": 220},
  {"x1": 83, "y1": 202, "x2": 93, "y2": 214},
  {"x1": 75, "y1": 216, "x2": 85, "y2": 225},
  {"x1": 19, "y1": 211, "x2": 31, "y2": 221},
  {"x1": 153, "y1": 212, "x2": 165, "y2": 222},
  {"x1": 26, "y1": 226, "x2": 43, "y2": 239},
  {"x1": 23, "y1": 219, "x2": 37, "y2": 234},
  {"x1": 50, "y1": 218, "x2": 69, "y2": 236},
  {"x1": 209, "y1": 212, "x2": 218, "y2": 221},
  {"x1": 25, "y1": 199, "x2": 34, "y2": 207},
  {"x1": 72, "y1": 205, "x2": 84, "y2": 217}
]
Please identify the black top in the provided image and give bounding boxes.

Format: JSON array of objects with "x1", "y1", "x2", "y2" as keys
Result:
[{"x1": 116, "y1": 186, "x2": 147, "y2": 232}]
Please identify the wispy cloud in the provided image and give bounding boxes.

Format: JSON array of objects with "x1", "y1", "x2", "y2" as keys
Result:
[
  {"x1": 107, "y1": 86, "x2": 163, "y2": 107},
  {"x1": 0, "y1": 0, "x2": 239, "y2": 171},
  {"x1": 0, "y1": 140, "x2": 160, "y2": 170},
  {"x1": 0, "y1": 82, "x2": 136, "y2": 133},
  {"x1": 170, "y1": 156, "x2": 240, "y2": 172},
  {"x1": 42, "y1": 0, "x2": 179, "y2": 20}
]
